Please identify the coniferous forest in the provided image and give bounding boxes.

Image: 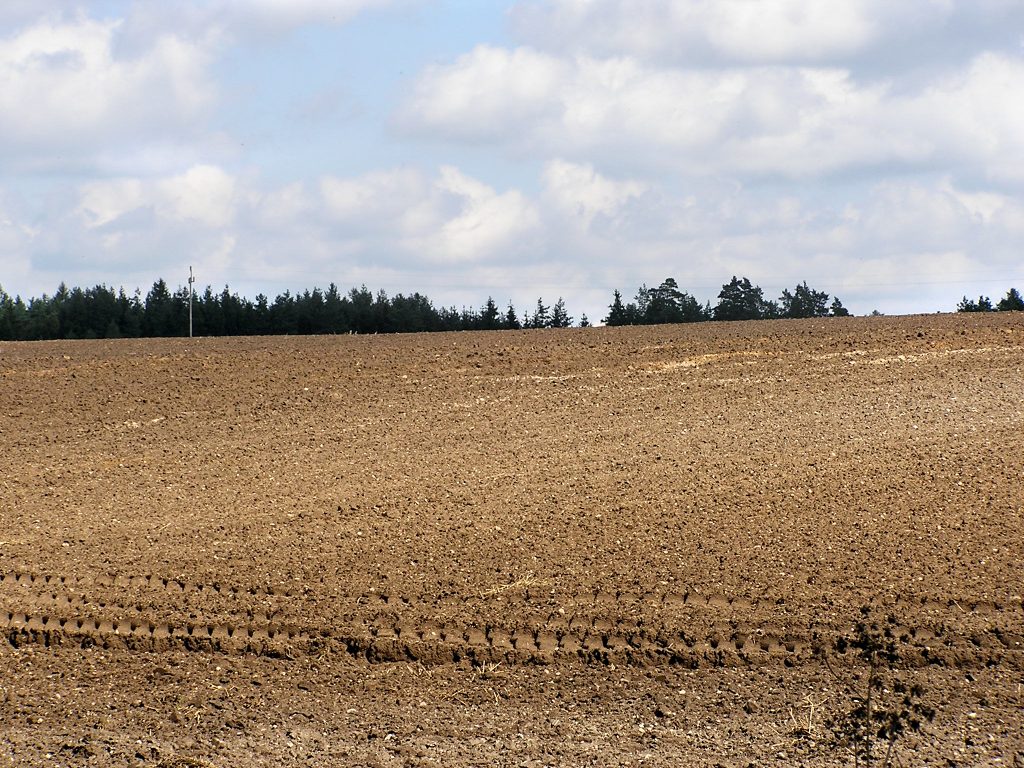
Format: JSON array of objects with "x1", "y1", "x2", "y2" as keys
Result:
[{"x1": 0, "y1": 277, "x2": 1020, "y2": 341}]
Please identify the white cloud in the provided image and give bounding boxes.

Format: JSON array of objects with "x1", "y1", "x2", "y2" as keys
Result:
[
  {"x1": 78, "y1": 164, "x2": 237, "y2": 229},
  {"x1": 403, "y1": 44, "x2": 1024, "y2": 183},
  {"x1": 400, "y1": 45, "x2": 569, "y2": 144},
  {"x1": 0, "y1": 191, "x2": 37, "y2": 293},
  {"x1": 77, "y1": 178, "x2": 147, "y2": 229},
  {"x1": 116, "y1": 0, "x2": 412, "y2": 47},
  {"x1": 0, "y1": 16, "x2": 215, "y2": 166},
  {"x1": 0, "y1": 1, "x2": 403, "y2": 171},
  {"x1": 6, "y1": 160, "x2": 1023, "y2": 319},
  {"x1": 700, "y1": 0, "x2": 879, "y2": 62},
  {"x1": 213, "y1": 0, "x2": 403, "y2": 31},
  {"x1": 908, "y1": 53, "x2": 1024, "y2": 184},
  {"x1": 510, "y1": 0, "x2": 1000, "y2": 65},
  {"x1": 860, "y1": 179, "x2": 1024, "y2": 257},
  {"x1": 157, "y1": 165, "x2": 237, "y2": 227},
  {"x1": 414, "y1": 166, "x2": 541, "y2": 264},
  {"x1": 61, "y1": 163, "x2": 547, "y2": 297},
  {"x1": 316, "y1": 166, "x2": 544, "y2": 265},
  {"x1": 541, "y1": 159, "x2": 647, "y2": 232},
  {"x1": 253, "y1": 182, "x2": 315, "y2": 228},
  {"x1": 4, "y1": 1, "x2": 1023, "y2": 323},
  {"x1": 321, "y1": 168, "x2": 427, "y2": 228},
  {"x1": 0, "y1": 1, "x2": 79, "y2": 27}
]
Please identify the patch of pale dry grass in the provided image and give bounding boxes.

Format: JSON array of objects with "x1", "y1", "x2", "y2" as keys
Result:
[{"x1": 478, "y1": 574, "x2": 549, "y2": 598}]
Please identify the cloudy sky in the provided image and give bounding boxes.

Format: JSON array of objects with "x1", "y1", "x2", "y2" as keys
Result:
[{"x1": 2, "y1": 0, "x2": 1023, "y2": 321}]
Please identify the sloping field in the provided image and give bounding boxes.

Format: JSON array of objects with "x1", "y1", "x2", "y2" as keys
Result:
[{"x1": 1, "y1": 314, "x2": 1022, "y2": 766}]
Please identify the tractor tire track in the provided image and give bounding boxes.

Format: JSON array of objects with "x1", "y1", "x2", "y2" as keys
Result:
[
  {"x1": 3, "y1": 569, "x2": 1022, "y2": 670},
  {"x1": 2, "y1": 605, "x2": 1021, "y2": 669},
  {"x1": 7, "y1": 570, "x2": 1021, "y2": 624}
]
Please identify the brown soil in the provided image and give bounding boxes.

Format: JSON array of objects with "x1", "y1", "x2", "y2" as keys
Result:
[{"x1": 1, "y1": 314, "x2": 1022, "y2": 767}]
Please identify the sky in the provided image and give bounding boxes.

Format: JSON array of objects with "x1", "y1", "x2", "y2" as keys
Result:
[{"x1": 2, "y1": 0, "x2": 1024, "y2": 322}]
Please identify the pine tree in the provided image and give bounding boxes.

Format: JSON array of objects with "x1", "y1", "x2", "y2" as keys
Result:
[
  {"x1": 996, "y1": 288, "x2": 1024, "y2": 311},
  {"x1": 529, "y1": 298, "x2": 550, "y2": 329},
  {"x1": 480, "y1": 296, "x2": 501, "y2": 330},
  {"x1": 503, "y1": 302, "x2": 522, "y2": 330},
  {"x1": 957, "y1": 295, "x2": 994, "y2": 312},
  {"x1": 779, "y1": 281, "x2": 831, "y2": 318},
  {"x1": 604, "y1": 290, "x2": 629, "y2": 326},
  {"x1": 550, "y1": 297, "x2": 572, "y2": 328},
  {"x1": 714, "y1": 276, "x2": 777, "y2": 321}
]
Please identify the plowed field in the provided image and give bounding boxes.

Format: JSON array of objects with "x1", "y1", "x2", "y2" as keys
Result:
[{"x1": 2, "y1": 314, "x2": 1023, "y2": 766}]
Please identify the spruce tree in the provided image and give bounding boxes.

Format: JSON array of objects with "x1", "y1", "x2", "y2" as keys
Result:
[{"x1": 550, "y1": 297, "x2": 572, "y2": 328}]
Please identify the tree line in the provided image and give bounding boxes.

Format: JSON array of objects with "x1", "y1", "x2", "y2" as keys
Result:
[
  {"x1": 604, "y1": 276, "x2": 850, "y2": 325},
  {"x1": 956, "y1": 288, "x2": 1024, "y2": 313},
  {"x1": 0, "y1": 276, "x2": 1019, "y2": 341},
  {"x1": 0, "y1": 280, "x2": 579, "y2": 341}
]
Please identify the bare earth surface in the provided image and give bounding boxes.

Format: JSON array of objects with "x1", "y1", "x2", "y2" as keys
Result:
[{"x1": 1, "y1": 314, "x2": 1022, "y2": 767}]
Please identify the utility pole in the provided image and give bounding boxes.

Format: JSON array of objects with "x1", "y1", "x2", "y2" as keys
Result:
[{"x1": 188, "y1": 266, "x2": 195, "y2": 338}]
